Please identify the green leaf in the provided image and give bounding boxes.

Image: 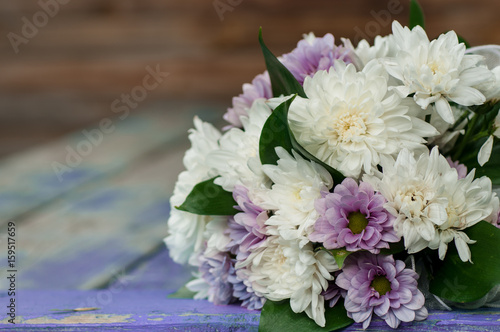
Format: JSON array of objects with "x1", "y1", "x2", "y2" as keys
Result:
[
  {"x1": 259, "y1": 96, "x2": 296, "y2": 165},
  {"x1": 330, "y1": 249, "x2": 352, "y2": 269},
  {"x1": 167, "y1": 285, "x2": 196, "y2": 299},
  {"x1": 258, "y1": 299, "x2": 353, "y2": 332},
  {"x1": 259, "y1": 28, "x2": 306, "y2": 98},
  {"x1": 429, "y1": 221, "x2": 500, "y2": 303},
  {"x1": 409, "y1": 0, "x2": 425, "y2": 30},
  {"x1": 176, "y1": 177, "x2": 238, "y2": 215}
]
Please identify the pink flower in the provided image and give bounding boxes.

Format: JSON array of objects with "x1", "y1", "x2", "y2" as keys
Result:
[
  {"x1": 225, "y1": 185, "x2": 268, "y2": 260},
  {"x1": 223, "y1": 72, "x2": 272, "y2": 129},
  {"x1": 336, "y1": 253, "x2": 428, "y2": 329},
  {"x1": 281, "y1": 33, "x2": 357, "y2": 85},
  {"x1": 223, "y1": 34, "x2": 358, "y2": 129},
  {"x1": 310, "y1": 178, "x2": 399, "y2": 253}
]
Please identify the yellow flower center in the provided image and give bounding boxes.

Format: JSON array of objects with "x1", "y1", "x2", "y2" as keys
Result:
[
  {"x1": 371, "y1": 275, "x2": 392, "y2": 296},
  {"x1": 347, "y1": 211, "x2": 369, "y2": 234},
  {"x1": 335, "y1": 111, "x2": 367, "y2": 143}
]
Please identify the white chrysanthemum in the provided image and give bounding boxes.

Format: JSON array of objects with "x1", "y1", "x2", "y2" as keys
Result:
[
  {"x1": 165, "y1": 117, "x2": 223, "y2": 265},
  {"x1": 354, "y1": 35, "x2": 397, "y2": 67},
  {"x1": 364, "y1": 147, "x2": 499, "y2": 262},
  {"x1": 258, "y1": 148, "x2": 333, "y2": 246},
  {"x1": 288, "y1": 60, "x2": 438, "y2": 179},
  {"x1": 207, "y1": 99, "x2": 272, "y2": 193},
  {"x1": 239, "y1": 236, "x2": 338, "y2": 327},
  {"x1": 385, "y1": 21, "x2": 495, "y2": 124},
  {"x1": 466, "y1": 45, "x2": 500, "y2": 101}
]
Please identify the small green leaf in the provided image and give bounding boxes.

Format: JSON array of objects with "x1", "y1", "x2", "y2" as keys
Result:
[
  {"x1": 409, "y1": 0, "x2": 425, "y2": 30},
  {"x1": 330, "y1": 249, "x2": 352, "y2": 269},
  {"x1": 176, "y1": 177, "x2": 238, "y2": 215},
  {"x1": 259, "y1": 96, "x2": 296, "y2": 165},
  {"x1": 258, "y1": 299, "x2": 353, "y2": 332},
  {"x1": 167, "y1": 285, "x2": 197, "y2": 299},
  {"x1": 429, "y1": 221, "x2": 500, "y2": 303},
  {"x1": 259, "y1": 28, "x2": 306, "y2": 98}
]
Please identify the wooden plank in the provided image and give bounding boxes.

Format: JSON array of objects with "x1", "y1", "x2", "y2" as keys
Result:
[
  {"x1": 0, "y1": 143, "x2": 188, "y2": 289},
  {"x1": 104, "y1": 245, "x2": 193, "y2": 291},
  {"x1": 0, "y1": 290, "x2": 499, "y2": 331},
  {"x1": 0, "y1": 106, "x2": 219, "y2": 226}
]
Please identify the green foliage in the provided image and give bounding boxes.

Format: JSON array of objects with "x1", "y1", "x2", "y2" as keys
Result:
[
  {"x1": 429, "y1": 221, "x2": 500, "y2": 303},
  {"x1": 409, "y1": 0, "x2": 425, "y2": 30},
  {"x1": 176, "y1": 177, "x2": 238, "y2": 215},
  {"x1": 259, "y1": 28, "x2": 306, "y2": 98},
  {"x1": 451, "y1": 101, "x2": 500, "y2": 185},
  {"x1": 259, "y1": 96, "x2": 296, "y2": 165},
  {"x1": 258, "y1": 299, "x2": 353, "y2": 332},
  {"x1": 330, "y1": 249, "x2": 352, "y2": 269}
]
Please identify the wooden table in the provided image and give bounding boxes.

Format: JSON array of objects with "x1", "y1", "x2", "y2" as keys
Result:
[{"x1": 1, "y1": 109, "x2": 499, "y2": 331}]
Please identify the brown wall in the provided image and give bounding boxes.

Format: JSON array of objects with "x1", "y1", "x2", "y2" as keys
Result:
[{"x1": 1, "y1": 0, "x2": 499, "y2": 157}]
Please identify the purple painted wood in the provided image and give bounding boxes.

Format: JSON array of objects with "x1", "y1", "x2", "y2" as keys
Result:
[
  {"x1": 1, "y1": 290, "x2": 499, "y2": 331},
  {"x1": 106, "y1": 245, "x2": 193, "y2": 291}
]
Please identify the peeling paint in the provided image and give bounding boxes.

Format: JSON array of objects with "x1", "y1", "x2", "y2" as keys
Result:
[
  {"x1": 147, "y1": 317, "x2": 164, "y2": 321},
  {"x1": 1, "y1": 314, "x2": 132, "y2": 324}
]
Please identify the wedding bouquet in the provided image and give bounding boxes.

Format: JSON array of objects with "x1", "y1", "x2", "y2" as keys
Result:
[{"x1": 165, "y1": 2, "x2": 500, "y2": 330}]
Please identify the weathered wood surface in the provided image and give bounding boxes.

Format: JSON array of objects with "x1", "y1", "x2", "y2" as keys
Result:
[
  {"x1": 1, "y1": 0, "x2": 499, "y2": 157},
  {"x1": 0, "y1": 107, "x2": 221, "y2": 290},
  {"x1": 0, "y1": 289, "x2": 499, "y2": 331},
  {"x1": 0, "y1": 106, "x2": 209, "y2": 226}
]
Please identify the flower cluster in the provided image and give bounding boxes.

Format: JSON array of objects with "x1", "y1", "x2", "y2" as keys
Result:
[{"x1": 166, "y1": 17, "x2": 500, "y2": 331}]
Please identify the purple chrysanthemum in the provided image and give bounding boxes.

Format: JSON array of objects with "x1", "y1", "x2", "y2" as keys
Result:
[
  {"x1": 336, "y1": 253, "x2": 428, "y2": 329},
  {"x1": 223, "y1": 34, "x2": 358, "y2": 129},
  {"x1": 226, "y1": 185, "x2": 268, "y2": 260},
  {"x1": 223, "y1": 72, "x2": 273, "y2": 129},
  {"x1": 197, "y1": 252, "x2": 236, "y2": 305},
  {"x1": 281, "y1": 33, "x2": 358, "y2": 85},
  {"x1": 310, "y1": 178, "x2": 399, "y2": 253},
  {"x1": 446, "y1": 157, "x2": 467, "y2": 179},
  {"x1": 228, "y1": 265, "x2": 266, "y2": 310}
]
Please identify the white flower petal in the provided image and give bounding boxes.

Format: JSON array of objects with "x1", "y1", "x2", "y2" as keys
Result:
[
  {"x1": 434, "y1": 98, "x2": 455, "y2": 124},
  {"x1": 478, "y1": 135, "x2": 494, "y2": 166}
]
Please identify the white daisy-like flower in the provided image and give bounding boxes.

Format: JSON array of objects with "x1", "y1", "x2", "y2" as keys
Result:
[
  {"x1": 288, "y1": 60, "x2": 438, "y2": 179},
  {"x1": 239, "y1": 236, "x2": 338, "y2": 327},
  {"x1": 364, "y1": 147, "x2": 499, "y2": 262},
  {"x1": 385, "y1": 21, "x2": 495, "y2": 124},
  {"x1": 258, "y1": 147, "x2": 333, "y2": 246},
  {"x1": 353, "y1": 35, "x2": 397, "y2": 67},
  {"x1": 207, "y1": 99, "x2": 272, "y2": 193},
  {"x1": 165, "y1": 117, "x2": 223, "y2": 265}
]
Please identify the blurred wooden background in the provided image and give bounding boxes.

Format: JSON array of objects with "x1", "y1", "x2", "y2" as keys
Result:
[{"x1": 0, "y1": 0, "x2": 499, "y2": 157}]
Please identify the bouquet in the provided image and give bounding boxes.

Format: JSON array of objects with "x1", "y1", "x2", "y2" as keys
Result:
[{"x1": 165, "y1": 1, "x2": 500, "y2": 330}]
